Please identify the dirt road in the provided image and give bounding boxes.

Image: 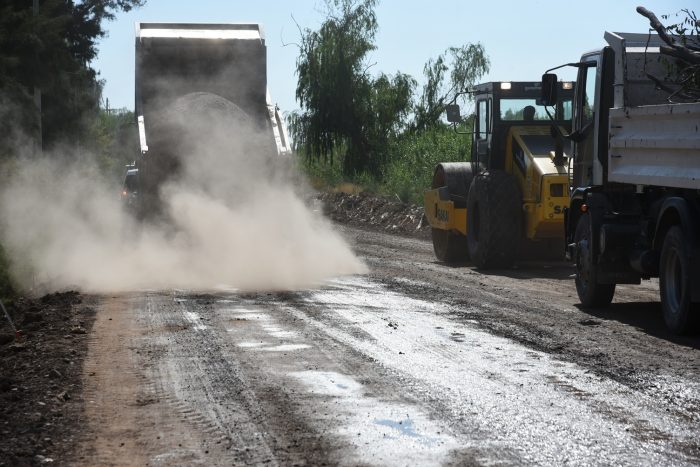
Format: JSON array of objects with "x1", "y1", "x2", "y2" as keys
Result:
[{"x1": 67, "y1": 225, "x2": 700, "y2": 466}]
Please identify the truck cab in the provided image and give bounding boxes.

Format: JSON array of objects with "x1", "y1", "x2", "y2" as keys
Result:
[{"x1": 542, "y1": 32, "x2": 700, "y2": 334}]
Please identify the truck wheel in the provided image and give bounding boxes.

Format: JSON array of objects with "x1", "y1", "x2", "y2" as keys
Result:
[
  {"x1": 660, "y1": 226, "x2": 699, "y2": 334},
  {"x1": 466, "y1": 170, "x2": 521, "y2": 268},
  {"x1": 574, "y1": 213, "x2": 615, "y2": 307},
  {"x1": 430, "y1": 163, "x2": 473, "y2": 263}
]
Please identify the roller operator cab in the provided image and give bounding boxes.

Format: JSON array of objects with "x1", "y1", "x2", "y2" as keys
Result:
[
  {"x1": 540, "y1": 31, "x2": 700, "y2": 335},
  {"x1": 424, "y1": 81, "x2": 574, "y2": 268}
]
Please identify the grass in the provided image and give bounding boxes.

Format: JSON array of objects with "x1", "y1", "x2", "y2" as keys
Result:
[
  {"x1": 381, "y1": 126, "x2": 471, "y2": 204},
  {"x1": 298, "y1": 124, "x2": 472, "y2": 205}
]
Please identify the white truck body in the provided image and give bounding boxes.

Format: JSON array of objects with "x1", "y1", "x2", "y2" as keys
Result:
[
  {"x1": 604, "y1": 31, "x2": 700, "y2": 190},
  {"x1": 608, "y1": 102, "x2": 700, "y2": 190}
]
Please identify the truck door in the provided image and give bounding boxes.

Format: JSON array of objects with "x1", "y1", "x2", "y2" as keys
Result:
[
  {"x1": 475, "y1": 98, "x2": 491, "y2": 169},
  {"x1": 572, "y1": 55, "x2": 600, "y2": 189}
]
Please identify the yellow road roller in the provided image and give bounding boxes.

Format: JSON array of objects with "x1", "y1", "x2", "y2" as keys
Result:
[{"x1": 424, "y1": 81, "x2": 574, "y2": 267}]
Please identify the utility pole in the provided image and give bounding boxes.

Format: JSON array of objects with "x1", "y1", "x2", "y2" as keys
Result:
[{"x1": 33, "y1": 0, "x2": 42, "y2": 154}]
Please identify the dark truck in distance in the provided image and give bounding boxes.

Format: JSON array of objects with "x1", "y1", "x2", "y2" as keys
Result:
[
  {"x1": 120, "y1": 164, "x2": 139, "y2": 209},
  {"x1": 541, "y1": 30, "x2": 700, "y2": 334}
]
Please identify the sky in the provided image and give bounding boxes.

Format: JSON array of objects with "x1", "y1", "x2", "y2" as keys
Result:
[{"x1": 93, "y1": 0, "x2": 690, "y2": 115}]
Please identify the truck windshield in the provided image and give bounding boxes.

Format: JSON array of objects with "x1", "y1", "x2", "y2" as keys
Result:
[{"x1": 500, "y1": 98, "x2": 572, "y2": 121}]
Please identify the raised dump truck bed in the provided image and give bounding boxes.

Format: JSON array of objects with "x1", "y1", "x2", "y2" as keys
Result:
[
  {"x1": 135, "y1": 22, "x2": 290, "y2": 158},
  {"x1": 129, "y1": 22, "x2": 291, "y2": 216}
]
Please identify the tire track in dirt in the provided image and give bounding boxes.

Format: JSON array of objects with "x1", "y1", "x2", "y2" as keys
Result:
[{"x1": 70, "y1": 294, "x2": 229, "y2": 466}]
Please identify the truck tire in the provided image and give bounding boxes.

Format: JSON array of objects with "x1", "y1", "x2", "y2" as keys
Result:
[
  {"x1": 466, "y1": 170, "x2": 521, "y2": 268},
  {"x1": 574, "y1": 213, "x2": 615, "y2": 307},
  {"x1": 659, "y1": 226, "x2": 699, "y2": 334},
  {"x1": 430, "y1": 163, "x2": 473, "y2": 263}
]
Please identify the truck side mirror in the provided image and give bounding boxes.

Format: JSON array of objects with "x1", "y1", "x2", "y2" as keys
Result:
[
  {"x1": 540, "y1": 73, "x2": 558, "y2": 107},
  {"x1": 445, "y1": 104, "x2": 462, "y2": 123}
]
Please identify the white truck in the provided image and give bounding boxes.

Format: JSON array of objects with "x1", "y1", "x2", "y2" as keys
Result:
[
  {"x1": 130, "y1": 23, "x2": 291, "y2": 216},
  {"x1": 541, "y1": 31, "x2": 700, "y2": 334}
]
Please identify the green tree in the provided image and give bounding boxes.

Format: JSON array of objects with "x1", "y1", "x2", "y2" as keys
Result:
[
  {"x1": 412, "y1": 44, "x2": 490, "y2": 132},
  {"x1": 290, "y1": 0, "x2": 415, "y2": 176},
  {"x1": 89, "y1": 106, "x2": 140, "y2": 179},
  {"x1": 0, "y1": 0, "x2": 144, "y2": 152},
  {"x1": 291, "y1": 0, "x2": 490, "y2": 180},
  {"x1": 364, "y1": 72, "x2": 416, "y2": 169}
]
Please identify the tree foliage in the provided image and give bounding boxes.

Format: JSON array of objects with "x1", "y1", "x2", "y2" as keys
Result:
[
  {"x1": 0, "y1": 0, "x2": 144, "y2": 152},
  {"x1": 412, "y1": 44, "x2": 489, "y2": 132},
  {"x1": 638, "y1": 7, "x2": 699, "y2": 102},
  {"x1": 90, "y1": 107, "x2": 140, "y2": 180},
  {"x1": 291, "y1": 0, "x2": 412, "y2": 175},
  {"x1": 659, "y1": 8, "x2": 699, "y2": 101},
  {"x1": 290, "y1": 0, "x2": 489, "y2": 178}
]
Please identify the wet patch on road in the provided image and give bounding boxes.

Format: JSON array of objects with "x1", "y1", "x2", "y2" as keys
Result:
[{"x1": 289, "y1": 370, "x2": 459, "y2": 466}]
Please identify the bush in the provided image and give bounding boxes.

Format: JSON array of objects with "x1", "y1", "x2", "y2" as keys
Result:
[
  {"x1": 297, "y1": 123, "x2": 472, "y2": 205},
  {"x1": 381, "y1": 125, "x2": 471, "y2": 204},
  {"x1": 299, "y1": 151, "x2": 381, "y2": 193}
]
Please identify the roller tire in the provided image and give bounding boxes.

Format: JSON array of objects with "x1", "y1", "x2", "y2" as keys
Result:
[
  {"x1": 659, "y1": 226, "x2": 699, "y2": 335},
  {"x1": 432, "y1": 162, "x2": 474, "y2": 205},
  {"x1": 430, "y1": 162, "x2": 474, "y2": 263},
  {"x1": 466, "y1": 170, "x2": 522, "y2": 268},
  {"x1": 432, "y1": 228, "x2": 469, "y2": 263},
  {"x1": 574, "y1": 213, "x2": 615, "y2": 307}
]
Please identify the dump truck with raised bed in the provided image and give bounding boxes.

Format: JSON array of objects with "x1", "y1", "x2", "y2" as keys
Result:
[
  {"x1": 131, "y1": 22, "x2": 291, "y2": 217},
  {"x1": 540, "y1": 21, "x2": 700, "y2": 333},
  {"x1": 423, "y1": 81, "x2": 574, "y2": 267}
]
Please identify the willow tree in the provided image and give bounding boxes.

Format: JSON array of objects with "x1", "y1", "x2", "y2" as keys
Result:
[
  {"x1": 412, "y1": 43, "x2": 490, "y2": 133},
  {"x1": 290, "y1": 0, "x2": 414, "y2": 176}
]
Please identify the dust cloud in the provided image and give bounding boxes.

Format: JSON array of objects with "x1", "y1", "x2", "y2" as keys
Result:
[{"x1": 0, "y1": 94, "x2": 367, "y2": 293}]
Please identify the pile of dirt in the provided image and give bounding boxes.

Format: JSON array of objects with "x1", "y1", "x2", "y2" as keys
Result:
[
  {"x1": 319, "y1": 192, "x2": 430, "y2": 239},
  {"x1": 0, "y1": 291, "x2": 93, "y2": 466}
]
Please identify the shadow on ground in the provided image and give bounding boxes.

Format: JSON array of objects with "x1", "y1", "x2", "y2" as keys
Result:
[
  {"x1": 577, "y1": 301, "x2": 700, "y2": 350},
  {"x1": 456, "y1": 261, "x2": 575, "y2": 281}
]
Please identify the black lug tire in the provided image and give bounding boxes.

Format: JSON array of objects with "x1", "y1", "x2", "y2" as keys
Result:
[
  {"x1": 659, "y1": 226, "x2": 699, "y2": 335},
  {"x1": 466, "y1": 170, "x2": 522, "y2": 268},
  {"x1": 574, "y1": 213, "x2": 615, "y2": 307},
  {"x1": 432, "y1": 228, "x2": 469, "y2": 263}
]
